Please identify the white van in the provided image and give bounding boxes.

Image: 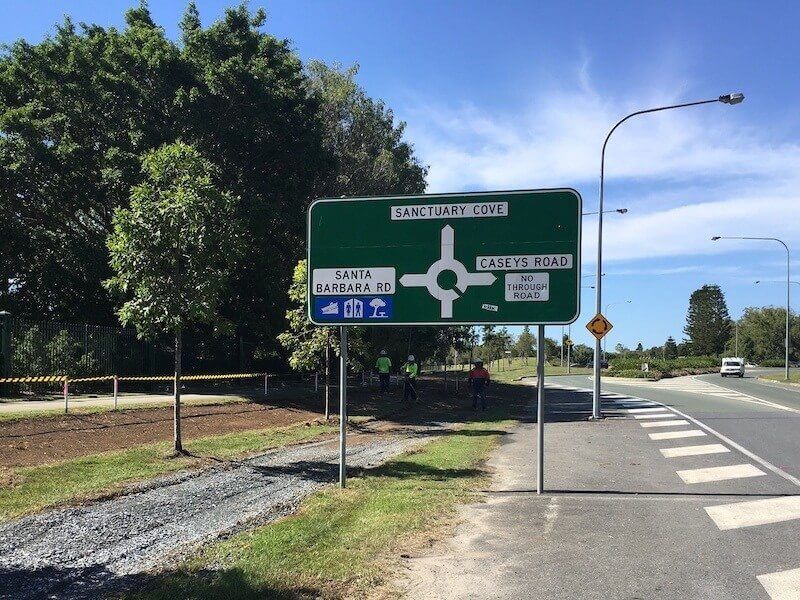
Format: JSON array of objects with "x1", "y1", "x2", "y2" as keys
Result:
[{"x1": 720, "y1": 357, "x2": 745, "y2": 378}]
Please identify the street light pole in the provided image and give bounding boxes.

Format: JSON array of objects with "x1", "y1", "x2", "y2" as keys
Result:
[
  {"x1": 592, "y1": 92, "x2": 744, "y2": 419},
  {"x1": 713, "y1": 236, "x2": 790, "y2": 380}
]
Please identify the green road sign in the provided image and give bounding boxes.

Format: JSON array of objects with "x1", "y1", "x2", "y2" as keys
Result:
[{"x1": 307, "y1": 188, "x2": 581, "y2": 326}]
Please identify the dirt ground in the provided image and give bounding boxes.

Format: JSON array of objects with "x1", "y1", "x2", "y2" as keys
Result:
[
  {"x1": 0, "y1": 378, "x2": 532, "y2": 469},
  {"x1": 0, "y1": 400, "x2": 326, "y2": 468}
]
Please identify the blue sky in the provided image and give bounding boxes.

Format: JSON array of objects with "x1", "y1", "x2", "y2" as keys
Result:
[{"x1": 2, "y1": 0, "x2": 798, "y2": 349}]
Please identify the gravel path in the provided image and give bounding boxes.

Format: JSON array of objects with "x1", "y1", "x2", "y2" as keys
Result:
[{"x1": 0, "y1": 425, "x2": 442, "y2": 599}]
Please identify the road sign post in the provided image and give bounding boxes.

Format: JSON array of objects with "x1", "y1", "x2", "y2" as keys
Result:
[
  {"x1": 308, "y1": 189, "x2": 581, "y2": 488},
  {"x1": 537, "y1": 325, "x2": 546, "y2": 494},
  {"x1": 339, "y1": 326, "x2": 348, "y2": 488}
]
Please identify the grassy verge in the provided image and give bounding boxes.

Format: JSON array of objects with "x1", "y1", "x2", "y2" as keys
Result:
[
  {"x1": 0, "y1": 421, "x2": 336, "y2": 523},
  {"x1": 760, "y1": 371, "x2": 800, "y2": 384},
  {"x1": 488, "y1": 363, "x2": 592, "y2": 384},
  {"x1": 133, "y1": 412, "x2": 513, "y2": 600}
]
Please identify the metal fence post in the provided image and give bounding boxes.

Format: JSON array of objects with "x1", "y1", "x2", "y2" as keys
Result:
[
  {"x1": 113, "y1": 375, "x2": 119, "y2": 410},
  {"x1": 264, "y1": 373, "x2": 268, "y2": 396},
  {"x1": 64, "y1": 378, "x2": 69, "y2": 414},
  {"x1": 0, "y1": 312, "x2": 11, "y2": 379},
  {"x1": 0, "y1": 312, "x2": 10, "y2": 397},
  {"x1": 315, "y1": 372, "x2": 319, "y2": 392}
]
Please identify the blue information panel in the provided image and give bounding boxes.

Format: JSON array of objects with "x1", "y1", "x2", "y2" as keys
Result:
[{"x1": 313, "y1": 296, "x2": 394, "y2": 322}]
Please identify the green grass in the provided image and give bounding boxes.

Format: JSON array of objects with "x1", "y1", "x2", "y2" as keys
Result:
[
  {"x1": 760, "y1": 371, "x2": 800, "y2": 384},
  {"x1": 0, "y1": 422, "x2": 336, "y2": 523},
  {"x1": 458, "y1": 358, "x2": 591, "y2": 384},
  {"x1": 133, "y1": 413, "x2": 513, "y2": 600}
]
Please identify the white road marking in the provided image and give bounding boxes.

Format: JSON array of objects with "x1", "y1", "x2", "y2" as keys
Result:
[
  {"x1": 657, "y1": 403, "x2": 800, "y2": 488},
  {"x1": 553, "y1": 378, "x2": 800, "y2": 489},
  {"x1": 639, "y1": 419, "x2": 690, "y2": 428},
  {"x1": 604, "y1": 375, "x2": 800, "y2": 414},
  {"x1": 649, "y1": 429, "x2": 707, "y2": 440},
  {"x1": 757, "y1": 567, "x2": 800, "y2": 600},
  {"x1": 676, "y1": 463, "x2": 765, "y2": 484},
  {"x1": 705, "y1": 496, "x2": 800, "y2": 530},
  {"x1": 660, "y1": 444, "x2": 730, "y2": 458},
  {"x1": 634, "y1": 413, "x2": 678, "y2": 419},
  {"x1": 627, "y1": 407, "x2": 669, "y2": 414}
]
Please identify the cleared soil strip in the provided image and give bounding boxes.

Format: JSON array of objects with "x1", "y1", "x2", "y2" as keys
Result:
[{"x1": 0, "y1": 401, "x2": 320, "y2": 468}]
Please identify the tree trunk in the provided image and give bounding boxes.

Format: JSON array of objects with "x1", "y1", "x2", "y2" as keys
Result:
[{"x1": 174, "y1": 329, "x2": 183, "y2": 453}]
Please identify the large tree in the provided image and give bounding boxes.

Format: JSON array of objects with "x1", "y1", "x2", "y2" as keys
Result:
[
  {"x1": 306, "y1": 61, "x2": 427, "y2": 197},
  {"x1": 514, "y1": 326, "x2": 536, "y2": 361},
  {"x1": 728, "y1": 306, "x2": 799, "y2": 363},
  {"x1": 1, "y1": 4, "x2": 425, "y2": 369},
  {"x1": 683, "y1": 284, "x2": 732, "y2": 356},
  {"x1": 105, "y1": 141, "x2": 241, "y2": 452},
  {"x1": 0, "y1": 7, "x2": 185, "y2": 319},
  {"x1": 664, "y1": 336, "x2": 678, "y2": 359}
]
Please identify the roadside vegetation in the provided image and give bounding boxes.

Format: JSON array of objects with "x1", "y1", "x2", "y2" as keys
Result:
[
  {"x1": 760, "y1": 371, "x2": 800, "y2": 384},
  {"x1": 607, "y1": 356, "x2": 720, "y2": 380},
  {"x1": 0, "y1": 421, "x2": 337, "y2": 523},
  {"x1": 132, "y1": 413, "x2": 513, "y2": 600}
]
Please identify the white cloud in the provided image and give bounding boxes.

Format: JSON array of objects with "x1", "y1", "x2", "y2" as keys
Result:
[
  {"x1": 590, "y1": 195, "x2": 799, "y2": 263},
  {"x1": 402, "y1": 73, "x2": 800, "y2": 265}
]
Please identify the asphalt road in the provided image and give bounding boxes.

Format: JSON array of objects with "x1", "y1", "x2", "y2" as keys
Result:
[{"x1": 402, "y1": 371, "x2": 800, "y2": 599}]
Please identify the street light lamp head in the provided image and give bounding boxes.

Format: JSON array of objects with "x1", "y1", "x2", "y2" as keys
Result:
[
  {"x1": 755, "y1": 280, "x2": 761, "y2": 284},
  {"x1": 711, "y1": 236, "x2": 721, "y2": 241},
  {"x1": 616, "y1": 208, "x2": 628, "y2": 214},
  {"x1": 719, "y1": 92, "x2": 745, "y2": 105}
]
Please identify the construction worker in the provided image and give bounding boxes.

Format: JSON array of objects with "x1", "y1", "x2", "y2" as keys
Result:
[
  {"x1": 402, "y1": 354, "x2": 418, "y2": 402},
  {"x1": 375, "y1": 349, "x2": 392, "y2": 393},
  {"x1": 468, "y1": 359, "x2": 490, "y2": 411}
]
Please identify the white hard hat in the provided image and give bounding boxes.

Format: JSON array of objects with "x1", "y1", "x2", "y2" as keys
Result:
[
  {"x1": 380, "y1": 349, "x2": 387, "y2": 355},
  {"x1": 407, "y1": 355, "x2": 415, "y2": 361}
]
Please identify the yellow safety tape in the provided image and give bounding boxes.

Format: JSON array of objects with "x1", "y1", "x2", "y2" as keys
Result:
[
  {"x1": 182, "y1": 373, "x2": 266, "y2": 381},
  {"x1": 119, "y1": 373, "x2": 266, "y2": 382},
  {"x1": 2, "y1": 372, "x2": 268, "y2": 384},
  {"x1": 0, "y1": 375, "x2": 66, "y2": 383}
]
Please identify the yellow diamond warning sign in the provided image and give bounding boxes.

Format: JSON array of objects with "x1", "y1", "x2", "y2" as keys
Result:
[{"x1": 586, "y1": 313, "x2": 613, "y2": 340}]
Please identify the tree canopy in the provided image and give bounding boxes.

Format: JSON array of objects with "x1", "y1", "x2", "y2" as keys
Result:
[
  {"x1": 0, "y1": 2, "x2": 427, "y2": 368},
  {"x1": 683, "y1": 284, "x2": 732, "y2": 355}
]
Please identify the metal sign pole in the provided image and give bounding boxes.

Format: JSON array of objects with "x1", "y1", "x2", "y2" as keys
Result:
[
  {"x1": 537, "y1": 325, "x2": 545, "y2": 494},
  {"x1": 339, "y1": 326, "x2": 348, "y2": 488}
]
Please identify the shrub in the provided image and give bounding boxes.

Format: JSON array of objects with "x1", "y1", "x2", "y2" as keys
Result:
[
  {"x1": 609, "y1": 356, "x2": 718, "y2": 373},
  {"x1": 607, "y1": 369, "x2": 662, "y2": 379},
  {"x1": 759, "y1": 358, "x2": 786, "y2": 367}
]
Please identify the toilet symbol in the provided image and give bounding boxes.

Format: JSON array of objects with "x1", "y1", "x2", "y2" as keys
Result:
[
  {"x1": 399, "y1": 225, "x2": 496, "y2": 318},
  {"x1": 344, "y1": 298, "x2": 363, "y2": 318}
]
